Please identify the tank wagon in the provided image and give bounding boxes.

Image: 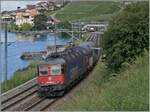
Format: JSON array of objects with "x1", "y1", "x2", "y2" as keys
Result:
[{"x1": 37, "y1": 34, "x2": 100, "y2": 97}]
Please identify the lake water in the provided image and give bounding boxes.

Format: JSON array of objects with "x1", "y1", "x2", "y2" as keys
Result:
[{"x1": 0, "y1": 31, "x2": 69, "y2": 81}]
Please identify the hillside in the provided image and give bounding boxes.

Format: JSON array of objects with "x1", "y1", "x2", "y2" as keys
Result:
[
  {"x1": 52, "y1": 52, "x2": 149, "y2": 111},
  {"x1": 55, "y1": 1, "x2": 121, "y2": 21},
  {"x1": 53, "y1": 2, "x2": 149, "y2": 109}
]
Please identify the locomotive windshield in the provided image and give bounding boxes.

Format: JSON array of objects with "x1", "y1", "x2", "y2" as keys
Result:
[
  {"x1": 51, "y1": 65, "x2": 61, "y2": 75},
  {"x1": 39, "y1": 65, "x2": 48, "y2": 75},
  {"x1": 40, "y1": 70, "x2": 48, "y2": 75}
]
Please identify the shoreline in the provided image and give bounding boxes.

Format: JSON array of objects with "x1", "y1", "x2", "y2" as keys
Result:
[
  {"x1": 8, "y1": 30, "x2": 55, "y2": 36},
  {"x1": 8, "y1": 30, "x2": 71, "y2": 38}
]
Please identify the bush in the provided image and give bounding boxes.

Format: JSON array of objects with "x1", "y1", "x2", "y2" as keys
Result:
[
  {"x1": 57, "y1": 20, "x2": 71, "y2": 29},
  {"x1": 8, "y1": 23, "x2": 33, "y2": 32},
  {"x1": 8, "y1": 23, "x2": 19, "y2": 32},
  {"x1": 33, "y1": 14, "x2": 48, "y2": 30},
  {"x1": 19, "y1": 23, "x2": 32, "y2": 31},
  {"x1": 102, "y1": 2, "x2": 148, "y2": 72}
]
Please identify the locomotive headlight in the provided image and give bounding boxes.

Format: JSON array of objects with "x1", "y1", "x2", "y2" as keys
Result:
[
  {"x1": 48, "y1": 77, "x2": 52, "y2": 80},
  {"x1": 51, "y1": 65, "x2": 61, "y2": 75}
]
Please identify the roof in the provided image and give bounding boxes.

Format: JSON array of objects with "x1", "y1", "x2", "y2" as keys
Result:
[
  {"x1": 37, "y1": 1, "x2": 48, "y2": 5},
  {"x1": 44, "y1": 58, "x2": 66, "y2": 65},
  {"x1": 27, "y1": 5, "x2": 36, "y2": 10},
  {"x1": 42, "y1": 41, "x2": 95, "y2": 65},
  {"x1": 79, "y1": 41, "x2": 95, "y2": 49}
]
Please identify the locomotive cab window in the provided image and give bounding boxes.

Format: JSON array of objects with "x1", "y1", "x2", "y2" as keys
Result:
[
  {"x1": 39, "y1": 66, "x2": 48, "y2": 75},
  {"x1": 51, "y1": 65, "x2": 62, "y2": 75}
]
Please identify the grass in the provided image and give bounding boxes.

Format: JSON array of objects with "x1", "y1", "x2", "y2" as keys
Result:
[
  {"x1": 1, "y1": 62, "x2": 38, "y2": 93},
  {"x1": 54, "y1": 52, "x2": 149, "y2": 111},
  {"x1": 55, "y1": 1, "x2": 121, "y2": 21},
  {"x1": 42, "y1": 10, "x2": 57, "y2": 16}
]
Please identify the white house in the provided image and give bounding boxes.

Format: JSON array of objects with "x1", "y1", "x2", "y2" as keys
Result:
[
  {"x1": 15, "y1": 5, "x2": 38, "y2": 26},
  {"x1": 16, "y1": 12, "x2": 34, "y2": 25}
]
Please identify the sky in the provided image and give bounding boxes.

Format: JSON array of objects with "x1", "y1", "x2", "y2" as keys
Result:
[{"x1": 1, "y1": 0, "x2": 42, "y2": 11}]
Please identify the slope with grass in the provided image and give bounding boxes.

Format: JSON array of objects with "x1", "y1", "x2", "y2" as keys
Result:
[
  {"x1": 1, "y1": 63, "x2": 37, "y2": 93},
  {"x1": 53, "y1": 52, "x2": 149, "y2": 111},
  {"x1": 55, "y1": 1, "x2": 121, "y2": 21}
]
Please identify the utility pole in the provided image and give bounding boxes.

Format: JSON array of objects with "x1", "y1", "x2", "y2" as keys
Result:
[
  {"x1": 4, "y1": 23, "x2": 8, "y2": 81},
  {"x1": 78, "y1": 21, "x2": 80, "y2": 39},
  {"x1": 0, "y1": 22, "x2": 2, "y2": 82},
  {"x1": 54, "y1": 23, "x2": 57, "y2": 53},
  {"x1": 71, "y1": 23, "x2": 74, "y2": 44}
]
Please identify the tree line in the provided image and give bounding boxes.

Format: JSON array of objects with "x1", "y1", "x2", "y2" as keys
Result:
[
  {"x1": 102, "y1": 1, "x2": 148, "y2": 73},
  {"x1": 8, "y1": 13, "x2": 71, "y2": 32}
]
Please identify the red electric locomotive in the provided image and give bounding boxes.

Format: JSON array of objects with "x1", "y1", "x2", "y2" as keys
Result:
[{"x1": 37, "y1": 58, "x2": 66, "y2": 97}]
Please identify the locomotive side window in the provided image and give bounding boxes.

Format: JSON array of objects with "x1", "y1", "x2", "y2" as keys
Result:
[
  {"x1": 39, "y1": 66, "x2": 48, "y2": 75},
  {"x1": 95, "y1": 49, "x2": 99, "y2": 55},
  {"x1": 51, "y1": 65, "x2": 61, "y2": 75},
  {"x1": 61, "y1": 65, "x2": 65, "y2": 74}
]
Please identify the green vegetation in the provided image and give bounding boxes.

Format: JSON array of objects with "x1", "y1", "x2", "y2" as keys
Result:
[
  {"x1": 38, "y1": 1, "x2": 69, "y2": 16},
  {"x1": 54, "y1": 52, "x2": 149, "y2": 111},
  {"x1": 55, "y1": 1, "x2": 121, "y2": 21},
  {"x1": 53, "y1": 1, "x2": 149, "y2": 111},
  {"x1": 19, "y1": 23, "x2": 33, "y2": 31},
  {"x1": 8, "y1": 23, "x2": 19, "y2": 32},
  {"x1": 58, "y1": 20, "x2": 72, "y2": 38},
  {"x1": 1, "y1": 63, "x2": 37, "y2": 93},
  {"x1": 38, "y1": 9, "x2": 58, "y2": 17},
  {"x1": 33, "y1": 14, "x2": 48, "y2": 30},
  {"x1": 103, "y1": 2, "x2": 148, "y2": 72},
  {"x1": 61, "y1": 32, "x2": 70, "y2": 39},
  {"x1": 8, "y1": 23, "x2": 33, "y2": 32},
  {"x1": 2, "y1": 2, "x2": 148, "y2": 111},
  {"x1": 57, "y1": 20, "x2": 71, "y2": 29}
]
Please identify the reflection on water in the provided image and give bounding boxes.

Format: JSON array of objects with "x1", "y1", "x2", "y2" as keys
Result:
[
  {"x1": 0, "y1": 31, "x2": 68, "y2": 81},
  {"x1": 16, "y1": 33, "x2": 34, "y2": 41}
]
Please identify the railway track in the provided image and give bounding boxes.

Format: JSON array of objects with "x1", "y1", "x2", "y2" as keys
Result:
[
  {"x1": 24, "y1": 98, "x2": 58, "y2": 111},
  {"x1": 2, "y1": 86, "x2": 37, "y2": 110},
  {"x1": 1, "y1": 78, "x2": 58, "y2": 111},
  {"x1": 86, "y1": 33, "x2": 98, "y2": 43}
]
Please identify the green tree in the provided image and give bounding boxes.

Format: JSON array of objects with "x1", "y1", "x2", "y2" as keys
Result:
[
  {"x1": 57, "y1": 20, "x2": 71, "y2": 29},
  {"x1": 19, "y1": 23, "x2": 32, "y2": 31},
  {"x1": 103, "y1": 2, "x2": 148, "y2": 72},
  {"x1": 33, "y1": 14, "x2": 48, "y2": 30},
  {"x1": 8, "y1": 23, "x2": 19, "y2": 32}
]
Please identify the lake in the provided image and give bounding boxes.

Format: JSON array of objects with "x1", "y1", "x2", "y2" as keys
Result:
[{"x1": 0, "y1": 31, "x2": 69, "y2": 81}]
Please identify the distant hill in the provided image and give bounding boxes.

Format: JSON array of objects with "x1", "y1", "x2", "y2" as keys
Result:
[{"x1": 55, "y1": 1, "x2": 121, "y2": 21}]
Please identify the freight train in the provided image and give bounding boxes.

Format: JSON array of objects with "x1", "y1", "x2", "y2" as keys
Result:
[{"x1": 37, "y1": 34, "x2": 100, "y2": 97}]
